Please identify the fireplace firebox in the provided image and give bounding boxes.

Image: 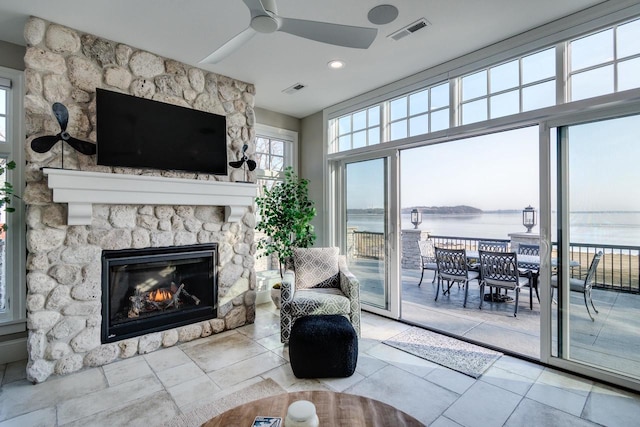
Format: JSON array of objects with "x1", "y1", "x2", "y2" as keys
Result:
[{"x1": 101, "y1": 244, "x2": 217, "y2": 343}]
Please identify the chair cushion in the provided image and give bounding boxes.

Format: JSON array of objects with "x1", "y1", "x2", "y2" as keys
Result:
[
  {"x1": 293, "y1": 247, "x2": 340, "y2": 289},
  {"x1": 290, "y1": 289, "x2": 350, "y2": 317},
  {"x1": 551, "y1": 276, "x2": 586, "y2": 293}
]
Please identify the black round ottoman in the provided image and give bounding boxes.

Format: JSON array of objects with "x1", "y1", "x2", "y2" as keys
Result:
[{"x1": 289, "y1": 314, "x2": 358, "y2": 378}]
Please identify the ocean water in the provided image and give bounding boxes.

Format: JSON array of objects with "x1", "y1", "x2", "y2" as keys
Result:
[{"x1": 347, "y1": 212, "x2": 640, "y2": 248}]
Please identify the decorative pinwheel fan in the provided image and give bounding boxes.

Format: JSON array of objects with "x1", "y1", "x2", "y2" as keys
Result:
[
  {"x1": 229, "y1": 143, "x2": 256, "y2": 182},
  {"x1": 31, "y1": 102, "x2": 96, "y2": 168}
]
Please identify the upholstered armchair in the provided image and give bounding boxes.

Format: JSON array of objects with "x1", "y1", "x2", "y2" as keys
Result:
[{"x1": 280, "y1": 247, "x2": 361, "y2": 343}]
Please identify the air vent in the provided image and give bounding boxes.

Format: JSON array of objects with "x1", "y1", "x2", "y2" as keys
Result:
[
  {"x1": 388, "y1": 18, "x2": 431, "y2": 41},
  {"x1": 282, "y1": 83, "x2": 306, "y2": 95}
]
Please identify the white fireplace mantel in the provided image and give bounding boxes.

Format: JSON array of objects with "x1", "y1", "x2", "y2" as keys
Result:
[{"x1": 43, "y1": 168, "x2": 257, "y2": 225}]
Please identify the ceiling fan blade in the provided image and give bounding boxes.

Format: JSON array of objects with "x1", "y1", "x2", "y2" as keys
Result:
[
  {"x1": 242, "y1": 0, "x2": 271, "y2": 16},
  {"x1": 246, "y1": 159, "x2": 257, "y2": 171},
  {"x1": 31, "y1": 135, "x2": 61, "y2": 153},
  {"x1": 229, "y1": 159, "x2": 245, "y2": 169},
  {"x1": 278, "y1": 17, "x2": 377, "y2": 49},
  {"x1": 52, "y1": 102, "x2": 69, "y2": 132},
  {"x1": 66, "y1": 136, "x2": 97, "y2": 155},
  {"x1": 200, "y1": 27, "x2": 257, "y2": 64}
]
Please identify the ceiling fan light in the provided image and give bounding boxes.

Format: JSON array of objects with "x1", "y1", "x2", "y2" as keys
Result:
[{"x1": 328, "y1": 60, "x2": 345, "y2": 69}]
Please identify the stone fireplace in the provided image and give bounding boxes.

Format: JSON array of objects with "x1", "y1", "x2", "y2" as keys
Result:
[{"x1": 22, "y1": 17, "x2": 258, "y2": 383}]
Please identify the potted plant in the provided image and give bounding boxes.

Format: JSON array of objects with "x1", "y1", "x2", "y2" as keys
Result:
[{"x1": 255, "y1": 166, "x2": 316, "y2": 307}]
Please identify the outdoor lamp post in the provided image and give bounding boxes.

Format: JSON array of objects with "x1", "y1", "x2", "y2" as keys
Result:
[
  {"x1": 411, "y1": 208, "x2": 422, "y2": 229},
  {"x1": 522, "y1": 205, "x2": 537, "y2": 233}
]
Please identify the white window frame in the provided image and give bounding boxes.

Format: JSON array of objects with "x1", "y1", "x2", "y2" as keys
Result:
[{"x1": 0, "y1": 65, "x2": 26, "y2": 332}]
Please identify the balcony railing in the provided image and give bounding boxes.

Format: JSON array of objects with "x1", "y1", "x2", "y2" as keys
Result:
[{"x1": 350, "y1": 231, "x2": 640, "y2": 294}]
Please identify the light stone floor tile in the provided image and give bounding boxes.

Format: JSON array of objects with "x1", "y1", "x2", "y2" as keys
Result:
[
  {"x1": 2, "y1": 360, "x2": 27, "y2": 385},
  {"x1": 489, "y1": 355, "x2": 544, "y2": 381},
  {"x1": 480, "y1": 365, "x2": 535, "y2": 396},
  {"x1": 143, "y1": 346, "x2": 192, "y2": 372},
  {"x1": 505, "y1": 397, "x2": 599, "y2": 427},
  {"x1": 319, "y1": 371, "x2": 365, "y2": 392},
  {"x1": 60, "y1": 391, "x2": 178, "y2": 427},
  {"x1": 365, "y1": 342, "x2": 438, "y2": 378},
  {"x1": 0, "y1": 407, "x2": 57, "y2": 427},
  {"x1": 56, "y1": 374, "x2": 163, "y2": 425},
  {"x1": 525, "y1": 381, "x2": 588, "y2": 417},
  {"x1": 181, "y1": 331, "x2": 268, "y2": 372},
  {"x1": 354, "y1": 353, "x2": 388, "y2": 377},
  {"x1": 255, "y1": 332, "x2": 285, "y2": 351},
  {"x1": 166, "y1": 373, "x2": 221, "y2": 411},
  {"x1": 583, "y1": 383, "x2": 640, "y2": 427},
  {"x1": 424, "y1": 366, "x2": 475, "y2": 395},
  {"x1": 208, "y1": 351, "x2": 286, "y2": 388},
  {"x1": 430, "y1": 416, "x2": 465, "y2": 427},
  {"x1": 443, "y1": 380, "x2": 523, "y2": 427},
  {"x1": 347, "y1": 364, "x2": 458, "y2": 425},
  {"x1": 0, "y1": 369, "x2": 107, "y2": 421},
  {"x1": 102, "y1": 355, "x2": 153, "y2": 387},
  {"x1": 155, "y1": 360, "x2": 204, "y2": 389},
  {"x1": 2, "y1": 304, "x2": 640, "y2": 427},
  {"x1": 536, "y1": 367, "x2": 593, "y2": 397}
]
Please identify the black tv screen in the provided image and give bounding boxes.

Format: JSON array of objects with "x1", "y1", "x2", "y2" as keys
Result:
[{"x1": 96, "y1": 88, "x2": 227, "y2": 175}]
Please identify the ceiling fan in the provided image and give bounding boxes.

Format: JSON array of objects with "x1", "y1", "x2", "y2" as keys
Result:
[{"x1": 201, "y1": 0, "x2": 378, "y2": 64}]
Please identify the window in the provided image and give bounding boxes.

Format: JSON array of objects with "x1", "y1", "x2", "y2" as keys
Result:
[
  {"x1": 461, "y1": 48, "x2": 556, "y2": 124},
  {"x1": 336, "y1": 105, "x2": 381, "y2": 152},
  {"x1": 388, "y1": 82, "x2": 450, "y2": 141},
  {"x1": 569, "y1": 18, "x2": 640, "y2": 101},
  {"x1": 0, "y1": 67, "x2": 25, "y2": 330},
  {"x1": 253, "y1": 124, "x2": 297, "y2": 274}
]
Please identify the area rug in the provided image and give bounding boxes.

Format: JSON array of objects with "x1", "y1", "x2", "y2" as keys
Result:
[
  {"x1": 383, "y1": 327, "x2": 502, "y2": 378},
  {"x1": 162, "y1": 378, "x2": 286, "y2": 427}
]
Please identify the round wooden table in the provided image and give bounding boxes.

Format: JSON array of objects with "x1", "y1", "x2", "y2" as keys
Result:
[{"x1": 201, "y1": 390, "x2": 424, "y2": 427}]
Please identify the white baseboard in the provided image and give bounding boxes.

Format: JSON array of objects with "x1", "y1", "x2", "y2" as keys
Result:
[{"x1": 0, "y1": 337, "x2": 27, "y2": 364}]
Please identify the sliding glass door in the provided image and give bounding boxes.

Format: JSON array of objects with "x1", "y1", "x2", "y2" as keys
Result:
[
  {"x1": 344, "y1": 157, "x2": 397, "y2": 314},
  {"x1": 552, "y1": 113, "x2": 640, "y2": 383}
]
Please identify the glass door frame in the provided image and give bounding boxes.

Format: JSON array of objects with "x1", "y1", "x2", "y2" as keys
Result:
[
  {"x1": 330, "y1": 149, "x2": 401, "y2": 319},
  {"x1": 539, "y1": 99, "x2": 640, "y2": 392}
]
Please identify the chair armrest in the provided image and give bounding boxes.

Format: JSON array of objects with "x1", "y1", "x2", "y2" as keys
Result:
[
  {"x1": 338, "y1": 255, "x2": 359, "y2": 299},
  {"x1": 281, "y1": 270, "x2": 296, "y2": 302}
]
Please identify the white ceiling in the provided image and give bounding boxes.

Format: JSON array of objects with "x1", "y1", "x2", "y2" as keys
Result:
[{"x1": 0, "y1": 0, "x2": 607, "y2": 118}]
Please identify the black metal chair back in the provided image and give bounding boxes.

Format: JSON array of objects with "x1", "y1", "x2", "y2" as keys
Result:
[
  {"x1": 479, "y1": 250, "x2": 520, "y2": 286},
  {"x1": 517, "y1": 243, "x2": 540, "y2": 270},
  {"x1": 478, "y1": 240, "x2": 508, "y2": 252},
  {"x1": 435, "y1": 247, "x2": 469, "y2": 280}
]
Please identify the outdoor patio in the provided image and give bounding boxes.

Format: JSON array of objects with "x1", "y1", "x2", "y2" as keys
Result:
[{"x1": 350, "y1": 259, "x2": 640, "y2": 380}]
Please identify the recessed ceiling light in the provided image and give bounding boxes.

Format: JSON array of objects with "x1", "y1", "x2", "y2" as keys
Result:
[{"x1": 328, "y1": 60, "x2": 345, "y2": 69}]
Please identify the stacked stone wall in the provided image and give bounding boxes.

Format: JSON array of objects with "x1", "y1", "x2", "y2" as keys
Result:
[{"x1": 22, "y1": 17, "x2": 257, "y2": 383}]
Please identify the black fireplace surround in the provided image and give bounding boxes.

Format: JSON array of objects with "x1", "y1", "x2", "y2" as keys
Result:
[{"x1": 101, "y1": 244, "x2": 218, "y2": 343}]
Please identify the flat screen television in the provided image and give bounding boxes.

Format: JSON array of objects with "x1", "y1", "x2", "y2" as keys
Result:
[{"x1": 96, "y1": 88, "x2": 228, "y2": 175}]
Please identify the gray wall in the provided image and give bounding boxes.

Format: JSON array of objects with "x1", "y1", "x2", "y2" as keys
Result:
[
  {"x1": 0, "y1": 40, "x2": 25, "y2": 70},
  {"x1": 255, "y1": 107, "x2": 300, "y2": 133},
  {"x1": 300, "y1": 111, "x2": 324, "y2": 247}
]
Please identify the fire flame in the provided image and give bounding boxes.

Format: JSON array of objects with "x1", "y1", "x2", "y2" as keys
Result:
[{"x1": 149, "y1": 288, "x2": 173, "y2": 302}]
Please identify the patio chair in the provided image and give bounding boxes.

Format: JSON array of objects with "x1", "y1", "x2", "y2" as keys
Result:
[
  {"x1": 479, "y1": 250, "x2": 530, "y2": 317},
  {"x1": 517, "y1": 243, "x2": 541, "y2": 309},
  {"x1": 478, "y1": 241, "x2": 509, "y2": 252},
  {"x1": 434, "y1": 247, "x2": 479, "y2": 308},
  {"x1": 551, "y1": 251, "x2": 603, "y2": 321},
  {"x1": 417, "y1": 239, "x2": 438, "y2": 286},
  {"x1": 280, "y1": 247, "x2": 361, "y2": 343}
]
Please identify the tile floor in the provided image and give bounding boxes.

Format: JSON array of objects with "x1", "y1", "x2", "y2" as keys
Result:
[{"x1": 2, "y1": 303, "x2": 640, "y2": 426}]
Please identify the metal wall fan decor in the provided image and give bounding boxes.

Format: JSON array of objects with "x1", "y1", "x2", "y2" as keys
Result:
[
  {"x1": 31, "y1": 102, "x2": 96, "y2": 169},
  {"x1": 229, "y1": 144, "x2": 256, "y2": 182}
]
